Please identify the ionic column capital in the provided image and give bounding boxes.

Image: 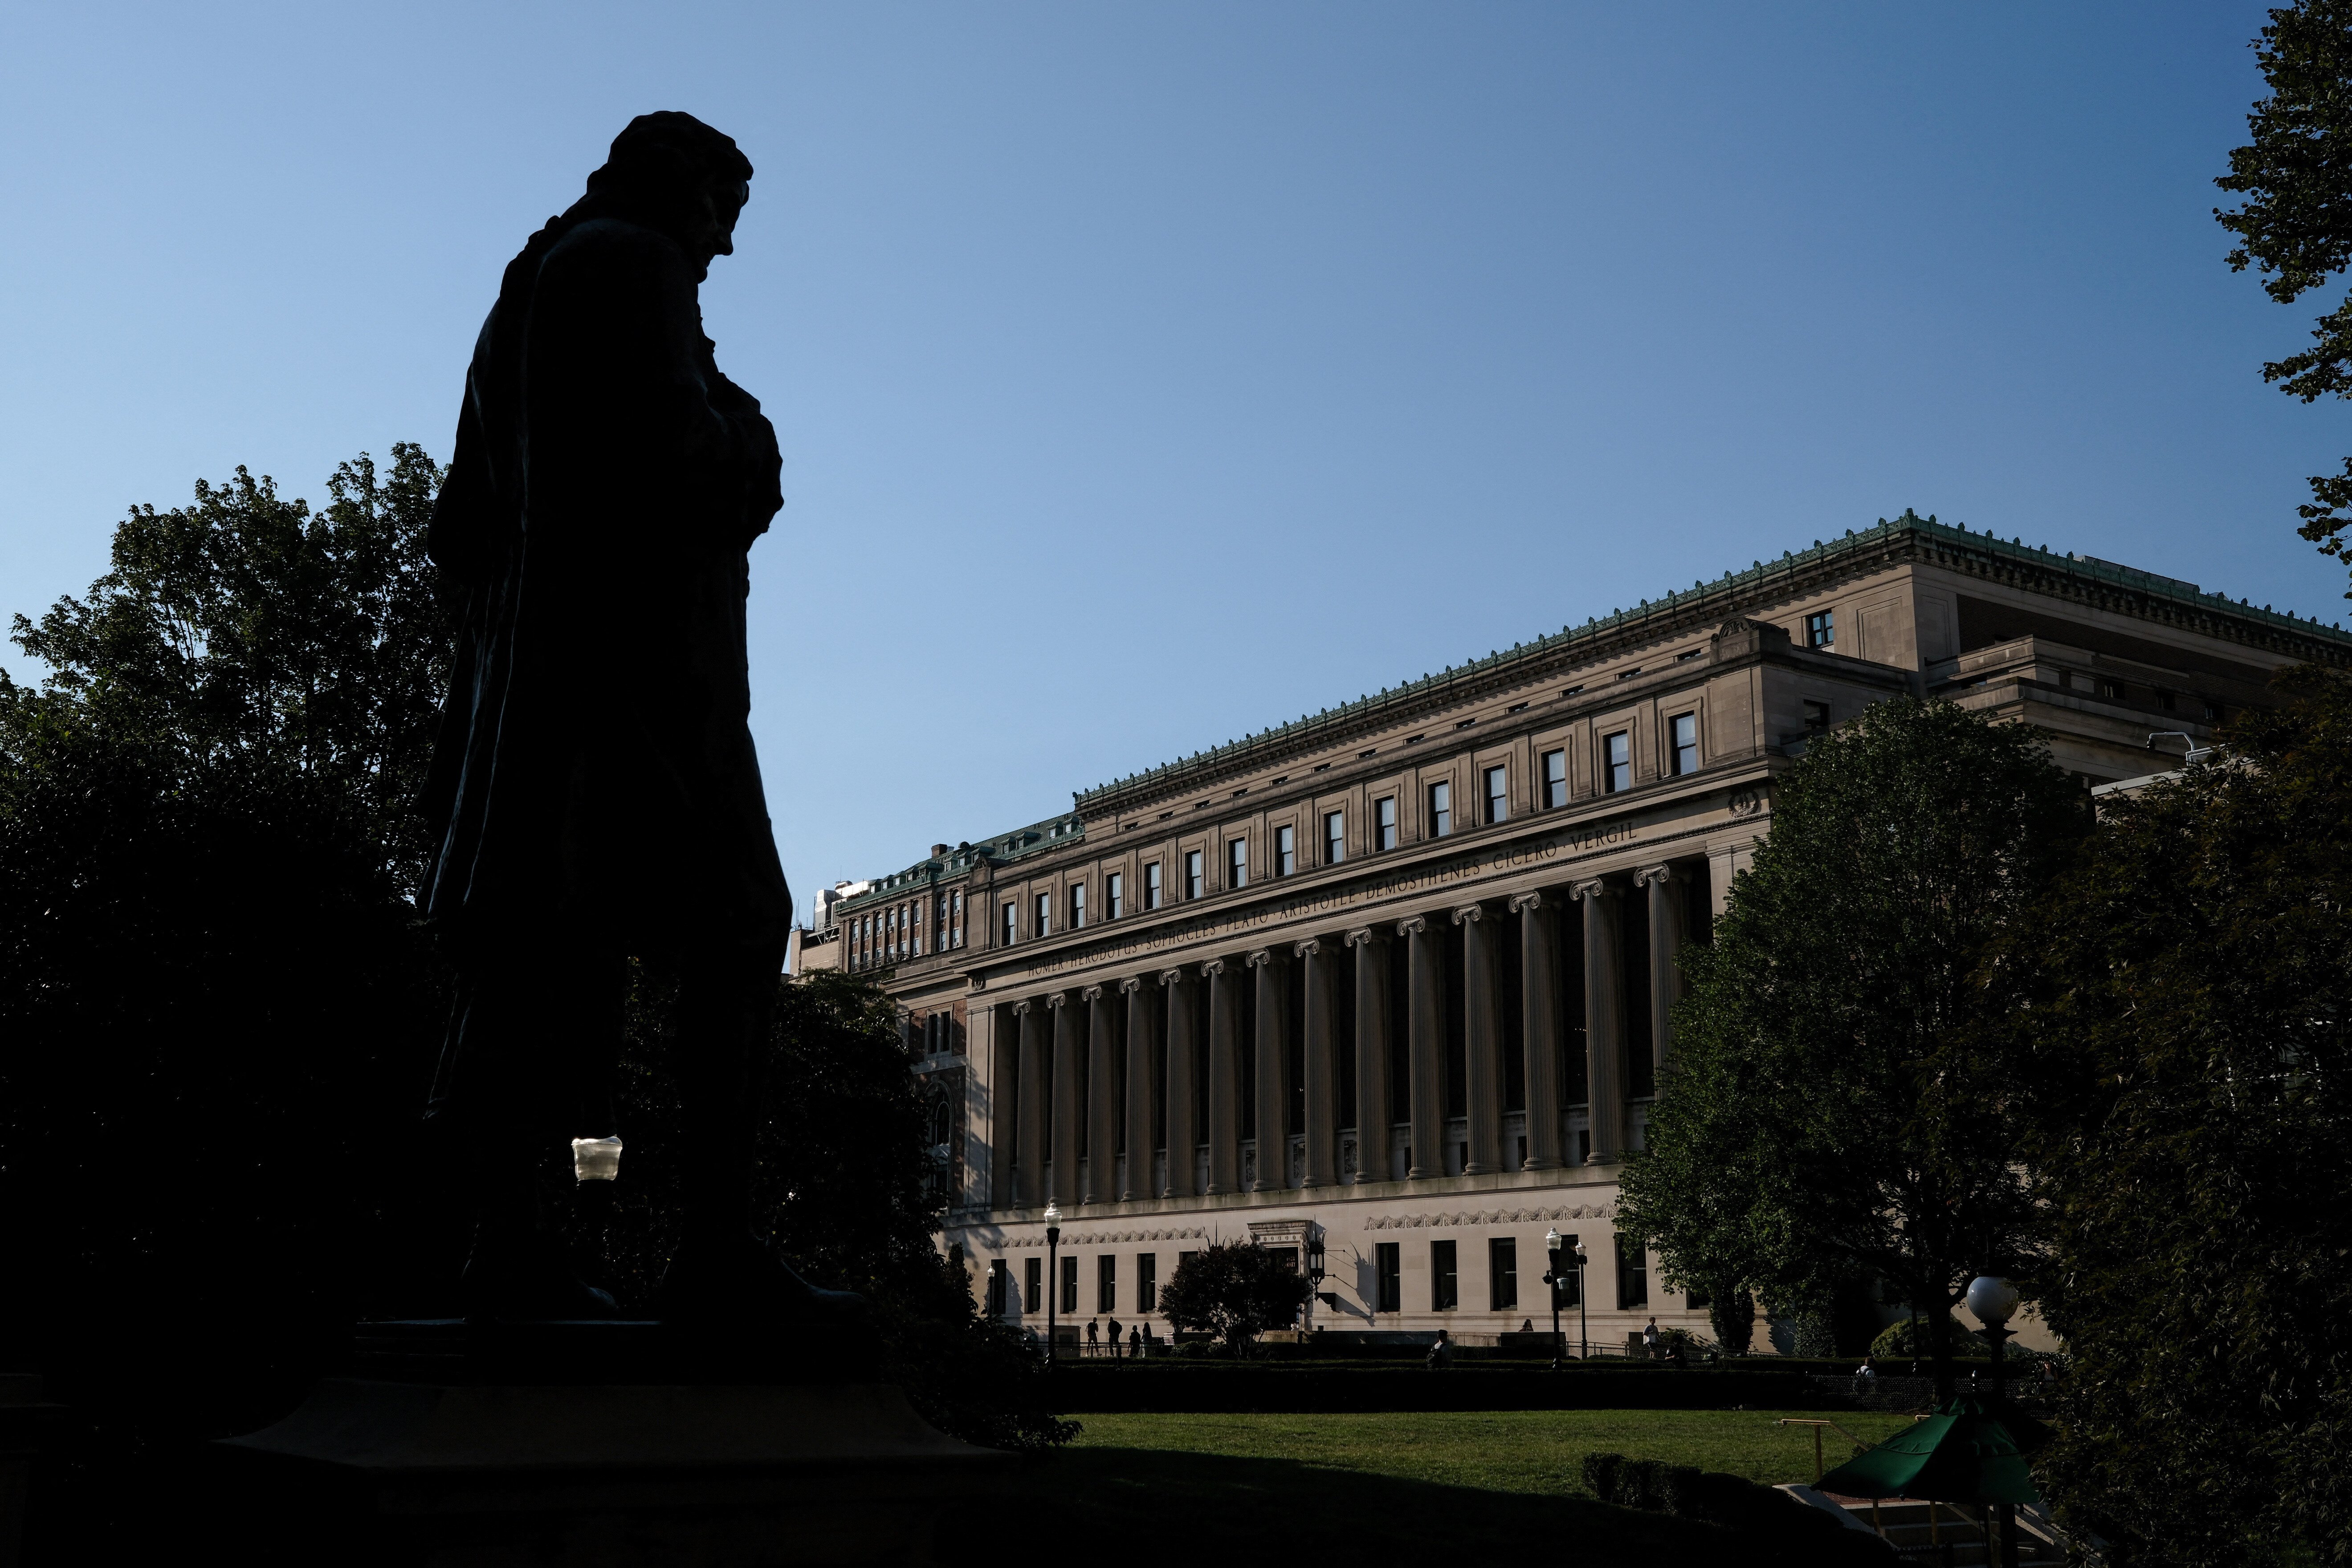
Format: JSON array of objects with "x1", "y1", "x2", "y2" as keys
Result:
[
  {"x1": 1245, "y1": 947, "x2": 1281, "y2": 969},
  {"x1": 1080, "y1": 984, "x2": 1105, "y2": 1002},
  {"x1": 1012, "y1": 997, "x2": 1035, "y2": 1016},
  {"x1": 1451, "y1": 902, "x2": 1488, "y2": 926},
  {"x1": 1395, "y1": 914, "x2": 1429, "y2": 939},
  {"x1": 1569, "y1": 877, "x2": 1613, "y2": 903},
  {"x1": 1293, "y1": 937, "x2": 1322, "y2": 961},
  {"x1": 1045, "y1": 990, "x2": 1069, "y2": 1010},
  {"x1": 1158, "y1": 967, "x2": 1186, "y2": 987},
  {"x1": 1634, "y1": 862, "x2": 1681, "y2": 887},
  {"x1": 1343, "y1": 926, "x2": 1383, "y2": 949},
  {"x1": 1117, "y1": 975, "x2": 1146, "y2": 995},
  {"x1": 1200, "y1": 957, "x2": 1227, "y2": 978},
  {"x1": 1507, "y1": 890, "x2": 1544, "y2": 914}
]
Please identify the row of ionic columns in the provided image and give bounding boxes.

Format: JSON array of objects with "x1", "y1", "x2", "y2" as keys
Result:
[{"x1": 992, "y1": 862, "x2": 1700, "y2": 1210}]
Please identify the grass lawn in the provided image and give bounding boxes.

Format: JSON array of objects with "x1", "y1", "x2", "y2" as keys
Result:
[{"x1": 991, "y1": 1409, "x2": 1918, "y2": 1562}]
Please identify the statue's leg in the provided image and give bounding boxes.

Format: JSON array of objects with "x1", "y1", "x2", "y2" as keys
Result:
[
  {"x1": 654, "y1": 939, "x2": 868, "y2": 1332},
  {"x1": 671, "y1": 937, "x2": 784, "y2": 1248},
  {"x1": 432, "y1": 933, "x2": 620, "y2": 1320}
]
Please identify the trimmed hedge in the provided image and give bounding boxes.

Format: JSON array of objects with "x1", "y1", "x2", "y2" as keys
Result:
[
  {"x1": 1041, "y1": 1363, "x2": 1862, "y2": 1414},
  {"x1": 1582, "y1": 1453, "x2": 1896, "y2": 1565}
]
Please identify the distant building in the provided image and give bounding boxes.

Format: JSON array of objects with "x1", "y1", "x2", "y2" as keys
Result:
[{"x1": 830, "y1": 515, "x2": 2351, "y2": 1349}]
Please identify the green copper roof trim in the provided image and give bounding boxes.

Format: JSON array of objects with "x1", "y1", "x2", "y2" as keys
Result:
[
  {"x1": 836, "y1": 810, "x2": 1085, "y2": 914},
  {"x1": 1070, "y1": 511, "x2": 2352, "y2": 808}
]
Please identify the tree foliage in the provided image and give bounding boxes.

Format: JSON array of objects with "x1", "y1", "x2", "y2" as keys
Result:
[
  {"x1": 1616, "y1": 699, "x2": 2085, "y2": 1387},
  {"x1": 2216, "y1": 0, "x2": 2352, "y2": 585},
  {"x1": 1157, "y1": 1241, "x2": 1314, "y2": 1354},
  {"x1": 2000, "y1": 669, "x2": 2352, "y2": 1566},
  {"x1": 0, "y1": 450, "x2": 462, "y2": 1546},
  {"x1": 595, "y1": 964, "x2": 1073, "y2": 1450}
]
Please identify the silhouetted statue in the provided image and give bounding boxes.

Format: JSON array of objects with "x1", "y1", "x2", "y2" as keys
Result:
[{"x1": 420, "y1": 112, "x2": 830, "y2": 1325}]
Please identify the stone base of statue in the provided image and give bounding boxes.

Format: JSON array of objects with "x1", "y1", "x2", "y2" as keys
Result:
[{"x1": 213, "y1": 1321, "x2": 1010, "y2": 1567}]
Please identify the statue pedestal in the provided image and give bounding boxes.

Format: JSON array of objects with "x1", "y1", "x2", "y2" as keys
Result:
[{"x1": 214, "y1": 1323, "x2": 1011, "y2": 1566}]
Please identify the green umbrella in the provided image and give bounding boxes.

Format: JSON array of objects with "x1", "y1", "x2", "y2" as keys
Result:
[{"x1": 1815, "y1": 1394, "x2": 2051, "y2": 1505}]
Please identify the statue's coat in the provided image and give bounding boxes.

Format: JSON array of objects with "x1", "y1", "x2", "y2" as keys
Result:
[{"x1": 421, "y1": 205, "x2": 791, "y2": 953}]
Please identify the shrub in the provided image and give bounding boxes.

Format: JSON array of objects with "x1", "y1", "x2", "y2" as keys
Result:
[{"x1": 1579, "y1": 1453, "x2": 1897, "y2": 1564}]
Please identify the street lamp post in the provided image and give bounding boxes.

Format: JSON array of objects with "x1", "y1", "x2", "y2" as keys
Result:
[
  {"x1": 1967, "y1": 1275, "x2": 2024, "y2": 1568},
  {"x1": 1304, "y1": 1230, "x2": 1327, "y2": 1336},
  {"x1": 1044, "y1": 1200, "x2": 1062, "y2": 1368},
  {"x1": 1543, "y1": 1229, "x2": 1567, "y2": 1371},
  {"x1": 1575, "y1": 1239, "x2": 1591, "y2": 1359}
]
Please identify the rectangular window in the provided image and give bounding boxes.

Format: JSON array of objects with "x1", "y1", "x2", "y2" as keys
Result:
[
  {"x1": 1803, "y1": 700, "x2": 1830, "y2": 733},
  {"x1": 1068, "y1": 883, "x2": 1085, "y2": 930},
  {"x1": 1374, "y1": 796, "x2": 1398, "y2": 851},
  {"x1": 1145, "y1": 861, "x2": 1163, "y2": 910},
  {"x1": 1097, "y1": 1254, "x2": 1117, "y2": 1314},
  {"x1": 1614, "y1": 1234, "x2": 1648, "y2": 1310},
  {"x1": 1805, "y1": 609, "x2": 1834, "y2": 649},
  {"x1": 1227, "y1": 837, "x2": 1248, "y2": 889},
  {"x1": 1488, "y1": 1237, "x2": 1518, "y2": 1311},
  {"x1": 1431, "y1": 1240, "x2": 1459, "y2": 1311},
  {"x1": 951, "y1": 890, "x2": 963, "y2": 947},
  {"x1": 1275, "y1": 824, "x2": 1296, "y2": 876},
  {"x1": 1001, "y1": 902, "x2": 1017, "y2": 947},
  {"x1": 987, "y1": 1258, "x2": 1008, "y2": 1318},
  {"x1": 1106, "y1": 871, "x2": 1124, "y2": 920},
  {"x1": 1543, "y1": 748, "x2": 1568, "y2": 808},
  {"x1": 2100, "y1": 678, "x2": 2124, "y2": 701},
  {"x1": 1483, "y1": 765, "x2": 1508, "y2": 824},
  {"x1": 1670, "y1": 713, "x2": 1698, "y2": 777},
  {"x1": 1024, "y1": 1255, "x2": 1042, "y2": 1314},
  {"x1": 1185, "y1": 850, "x2": 1205, "y2": 900},
  {"x1": 1557, "y1": 1241, "x2": 1582, "y2": 1308},
  {"x1": 1035, "y1": 892, "x2": 1051, "y2": 938},
  {"x1": 1428, "y1": 780, "x2": 1452, "y2": 838},
  {"x1": 1605, "y1": 732, "x2": 1631, "y2": 793},
  {"x1": 1137, "y1": 1252, "x2": 1158, "y2": 1313},
  {"x1": 1375, "y1": 1242, "x2": 1402, "y2": 1312},
  {"x1": 1060, "y1": 1254, "x2": 1079, "y2": 1314},
  {"x1": 1324, "y1": 810, "x2": 1345, "y2": 865}
]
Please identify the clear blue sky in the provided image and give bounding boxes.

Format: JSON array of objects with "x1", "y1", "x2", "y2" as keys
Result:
[{"x1": 1, "y1": 2, "x2": 2341, "y2": 905}]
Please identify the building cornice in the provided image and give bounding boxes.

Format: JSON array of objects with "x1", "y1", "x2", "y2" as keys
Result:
[{"x1": 1069, "y1": 514, "x2": 2352, "y2": 817}]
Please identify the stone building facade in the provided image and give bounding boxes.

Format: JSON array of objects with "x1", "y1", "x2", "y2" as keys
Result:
[{"x1": 827, "y1": 515, "x2": 2351, "y2": 1349}]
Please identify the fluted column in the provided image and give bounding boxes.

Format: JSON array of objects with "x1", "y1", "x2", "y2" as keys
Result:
[
  {"x1": 1248, "y1": 948, "x2": 1289, "y2": 1191},
  {"x1": 1345, "y1": 927, "x2": 1390, "y2": 1184},
  {"x1": 1399, "y1": 914, "x2": 1444, "y2": 1180},
  {"x1": 1014, "y1": 998, "x2": 1046, "y2": 1207},
  {"x1": 1120, "y1": 975, "x2": 1158, "y2": 1200},
  {"x1": 990, "y1": 1004, "x2": 1018, "y2": 1204},
  {"x1": 1455, "y1": 903, "x2": 1503, "y2": 1174},
  {"x1": 1572, "y1": 879, "x2": 1625, "y2": 1164},
  {"x1": 1161, "y1": 967, "x2": 1197, "y2": 1198},
  {"x1": 1508, "y1": 891, "x2": 1564, "y2": 1169},
  {"x1": 1084, "y1": 983, "x2": 1117, "y2": 1205},
  {"x1": 1048, "y1": 991, "x2": 1079, "y2": 1206},
  {"x1": 1297, "y1": 938, "x2": 1337, "y2": 1188},
  {"x1": 1636, "y1": 863, "x2": 1689, "y2": 1083},
  {"x1": 1204, "y1": 957, "x2": 1242, "y2": 1194}
]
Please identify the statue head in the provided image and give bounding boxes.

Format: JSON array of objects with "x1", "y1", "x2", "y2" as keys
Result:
[{"x1": 584, "y1": 112, "x2": 756, "y2": 277}]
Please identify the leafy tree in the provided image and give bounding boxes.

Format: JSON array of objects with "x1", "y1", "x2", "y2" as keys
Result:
[
  {"x1": 2216, "y1": 0, "x2": 2352, "y2": 589},
  {"x1": 1616, "y1": 699, "x2": 2085, "y2": 1394},
  {"x1": 1157, "y1": 1240, "x2": 1314, "y2": 1355},
  {"x1": 1998, "y1": 669, "x2": 2352, "y2": 1566},
  {"x1": 595, "y1": 964, "x2": 1074, "y2": 1450},
  {"x1": 0, "y1": 450, "x2": 461, "y2": 1558}
]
